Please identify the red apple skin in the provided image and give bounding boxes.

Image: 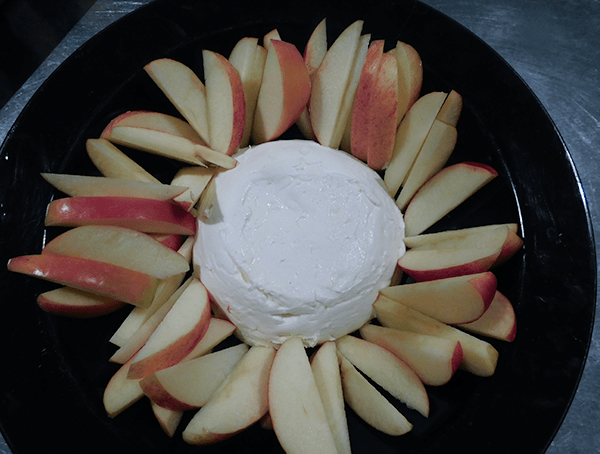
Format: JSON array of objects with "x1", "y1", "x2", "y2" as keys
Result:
[
  {"x1": 459, "y1": 291, "x2": 517, "y2": 342},
  {"x1": 494, "y1": 230, "x2": 524, "y2": 266},
  {"x1": 37, "y1": 287, "x2": 125, "y2": 318},
  {"x1": 399, "y1": 250, "x2": 500, "y2": 282},
  {"x1": 127, "y1": 301, "x2": 212, "y2": 380},
  {"x1": 140, "y1": 375, "x2": 196, "y2": 411},
  {"x1": 150, "y1": 233, "x2": 184, "y2": 251},
  {"x1": 467, "y1": 272, "x2": 497, "y2": 313},
  {"x1": 8, "y1": 254, "x2": 157, "y2": 307},
  {"x1": 44, "y1": 196, "x2": 196, "y2": 235}
]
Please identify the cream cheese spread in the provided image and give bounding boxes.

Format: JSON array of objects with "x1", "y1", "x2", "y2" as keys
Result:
[{"x1": 194, "y1": 140, "x2": 405, "y2": 347}]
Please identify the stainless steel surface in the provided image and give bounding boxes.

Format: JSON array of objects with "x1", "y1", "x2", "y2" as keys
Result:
[{"x1": 0, "y1": 0, "x2": 598, "y2": 452}]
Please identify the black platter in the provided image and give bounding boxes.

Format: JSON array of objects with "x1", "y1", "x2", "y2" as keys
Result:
[{"x1": 0, "y1": 0, "x2": 595, "y2": 453}]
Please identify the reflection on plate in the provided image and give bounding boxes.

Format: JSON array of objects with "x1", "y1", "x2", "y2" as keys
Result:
[{"x1": 0, "y1": 0, "x2": 595, "y2": 453}]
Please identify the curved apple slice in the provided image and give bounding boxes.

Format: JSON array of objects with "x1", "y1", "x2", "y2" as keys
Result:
[
  {"x1": 269, "y1": 337, "x2": 338, "y2": 454},
  {"x1": 103, "y1": 355, "x2": 144, "y2": 418},
  {"x1": 252, "y1": 39, "x2": 311, "y2": 143},
  {"x1": 128, "y1": 278, "x2": 212, "y2": 379},
  {"x1": 144, "y1": 58, "x2": 210, "y2": 143},
  {"x1": 459, "y1": 291, "x2": 517, "y2": 342},
  {"x1": 141, "y1": 343, "x2": 249, "y2": 411},
  {"x1": 169, "y1": 166, "x2": 216, "y2": 212},
  {"x1": 151, "y1": 402, "x2": 183, "y2": 438},
  {"x1": 86, "y1": 138, "x2": 159, "y2": 184},
  {"x1": 374, "y1": 296, "x2": 499, "y2": 377},
  {"x1": 359, "y1": 324, "x2": 462, "y2": 386},
  {"x1": 42, "y1": 225, "x2": 190, "y2": 279},
  {"x1": 37, "y1": 287, "x2": 125, "y2": 318},
  {"x1": 338, "y1": 353, "x2": 413, "y2": 436},
  {"x1": 45, "y1": 196, "x2": 197, "y2": 235},
  {"x1": 379, "y1": 272, "x2": 497, "y2": 324},
  {"x1": 336, "y1": 335, "x2": 429, "y2": 417},
  {"x1": 182, "y1": 345, "x2": 275, "y2": 445},
  {"x1": 403, "y1": 162, "x2": 498, "y2": 236},
  {"x1": 394, "y1": 40, "x2": 423, "y2": 124},
  {"x1": 8, "y1": 254, "x2": 157, "y2": 307},
  {"x1": 310, "y1": 341, "x2": 351, "y2": 454}
]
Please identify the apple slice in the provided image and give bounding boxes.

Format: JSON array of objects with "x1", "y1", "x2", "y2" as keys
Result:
[
  {"x1": 128, "y1": 278, "x2": 212, "y2": 379},
  {"x1": 44, "y1": 196, "x2": 196, "y2": 235},
  {"x1": 394, "y1": 40, "x2": 423, "y2": 123},
  {"x1": 8, "y1": 254, "x2": 157, "y2": 307},
  {"x1": 383, "y1": 92, "x2": 447, "y2": 196},
  {"x1": 350, "y1": 40, "x2": 399, "y2": 170},
  {"x1": 459, "y1": 291, "x2": 517, "y2": 342},
  {"x1": 86, "y1": 138, "x2": 159, "y2": 183},
  {"x1": 40, "y1": 173, "x2": 186, "y2": 201},
  {"x1": 103, "y1": 355, "x2": 144, "y2": 418},
  {"x1": 252, "y1": 39, "x2": 311, "y2": 143},
  {"x1": 395, "y1": 119, "x2": 458, "y2": 210},
  {"x1": 296, "y1": 18, "x2": 327, "y2": 140},
  {"x1": 144, "y1": 58, "x2": 209, "y2": 143},
  {"x1": 150, "y1": 233, "x2": 184, "y2": 251},
  {"x1": 151, "y1": 402, "x2": 183, "y2": 437},
  {"x1": 374, "y1": 295, "x2": 499, "y2": 377},
  {"x1": 338, "y1": 353, "x2": 413, "y2": 436},
  {"x1": 203, "y1": 49, "x2": 246, "y2": 156},
  {"x1": 336, "y1": 335, "x2": 429, "y2": 417},
  {"x1": 310, "y1": 341, "x2": 352, "y2": 454},
  {"x1": 359, "y1": 324, "x2": 462, "y2": 386},
  {"x1": 263, "y1": 28, "x2": 281, "y2": 48},
  {"x1": 182, "y1": 345, "x2": 275, "y2": 445},
  {"x1": 229, "y1": 37, "x2": 267, "y2": 148},
  {"x1": 309, "y1": 20, "x2": 364, "y2": 149},
  {"x1": 170, "y1": 166, "x2": 216, "y2": 212},
  {"x1": 36, "y1": 287, "x2": 125, "y2": 317},
  {"x1": 140, "y1": 343, "x2": 249, "y2": 411},
  {"x1": 105, "y1": 125, "x2": 237, "y2": 169},
  {"x1": 403, "y1": 162, "x2": 499, "y2": 235},
  {"x1": 269, "y1": 337, "x2": 338, "y2": 454},
  {"x1": 42, "y1": 225, "x2": 190, "y2": 279},
  {"x1": 100, "y1": 110, "x2": 206, "y2": 144},
  {"x1": 435, "y1": 89, "x2": 463, "y2": 127},
  {"x1": 378, "y1": 272, "x2": 497, "y2": 324}
]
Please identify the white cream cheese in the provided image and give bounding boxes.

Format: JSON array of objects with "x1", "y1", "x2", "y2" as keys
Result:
[{"x1": 194, "y1": 140, "x2": 405, "y2": 347}]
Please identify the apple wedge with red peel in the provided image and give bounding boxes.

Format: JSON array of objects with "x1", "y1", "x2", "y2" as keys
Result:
[
  {"x1": 359, "y1": 324, "x2": 462, "y2": 386},
  {"x1": 379, "y1": 272, "x2": 497, "y2": 324},
  {"x1": 180, "y1": 317, "x2": 236, "y2": 361},
  {"x1": 403, "y1": 162, "x2": 499, "y2": 235},
  {"x1": 8, "y1": 254, "x2": 157, "y2": 307},
  {"x1": 252, "y1": 39, "x2": 311, "y2": 144},
  {"x1": 394, "y1": 40, "x2": 423, "y2": 124},
  {"x1": 106, "y1": 125, "x2": 237, "y2": 169},
  {"x1": 395, "y1": 119, "x2": 458, "y2": 210},
  {"x1": 336, "y1": 335, "x2": 429, "y2": 417},
  {"x1": 101, "y1": 110, "x2": 206, "y2": 144},
  {"x1": 45, "y1": 196, "x2": 196, "y2": 235},
  {"x1": 269, "y1": 337, "x2": 338, "y2": 454},
  {"x1": 182, "y1": 345, "x2": 275, "y2": 445},
  {"x1": 309, "y1": 20, "x2": 364, "y2": 149},
  {"x1": 229, "y1": 37, "x2": 267, "y2": 148},
  {"x1": 459, "y1": 291, "x2": 517, "y2": 342},
  {"x1": 42, "y1": 225, "x2": 190, "y2": 279},
  {"x1": 494, "y1": 228, "x2": 524, "y2": 266},
  {"x1": 203, "y1": 50, "x2": 246, "y2": 156},
  {"x1": 383, "y1": 92, "x2": 447, "y2": 196},
  {"x1": 127, "y1": 278, "x2": 211, "y2": 379},
  {"x1": 103, "y1": 355, "x2": 144, "y2": 418},
  {"x1": 338, "y1": 353, "x2": 413, "y2": 436},
  {"x1": 149, "y1": 232, "x2": 184, "y2": 251},
  {"x1": 40, "y1": 173, "x2": 187, "y2": 201},
  {"x1": 296, "y1": 18, "x2": 327, "y2": 140},
  {"x1": 37, "y1": 287, "x2": 125, "y2": 318},
  {"x1": 436, "y1": 89, "x2": 463, "y2": 127},
  {"x1": 310, "y1": 341, "x2": 352, "y2": 454},
  {"x1": 350, "y1": 40, "x2": 399, "y2": 170},
  {"x1": 86, "y1": 138, "x2": 159, "y2": 183},
  {"x1": 403, "y1": 223, "x2": 519, "y2": 248},
  {"x1": 151, "y1": 401, "x2": 183, "y2": 437},
  {"x1": 170, "y1": 166, "x2": 216, "y2": 212},
  {"x1": 144, "y1": 58, "x2": 210, "y2": 143},
  {"x1": 374, "y1": 295, "x2": 499, "y2": 377},
  {"x1": 398, "y1": 246, "x2": 502, "y2": 282},
  {"x1": 140, "y1": 343, "x2": 249, "y2": 411}
]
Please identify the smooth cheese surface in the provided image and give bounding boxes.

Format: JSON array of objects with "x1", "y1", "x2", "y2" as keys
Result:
[{"x1": 194, "y1": 140, "x2": 405, "y2": 347}]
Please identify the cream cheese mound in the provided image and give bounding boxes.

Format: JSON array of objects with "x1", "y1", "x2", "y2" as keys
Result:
[{"x1": 194, "y1": 140, "x2": 405, "y2": 347}]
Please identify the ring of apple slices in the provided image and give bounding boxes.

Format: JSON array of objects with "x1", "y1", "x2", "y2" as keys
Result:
[{"x1": 6, "y1": 18, "x2": 523, "y2": 454}]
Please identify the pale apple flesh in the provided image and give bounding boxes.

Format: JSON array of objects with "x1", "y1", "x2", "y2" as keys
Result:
[
  {"x1": 459, "y1": 291, "x2": 517, "y2": 342},
  {"x1": 36, "y1": 287, "x2": 125, "y2": 318}
]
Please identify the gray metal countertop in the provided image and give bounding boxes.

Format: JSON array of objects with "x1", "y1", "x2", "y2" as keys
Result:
[{"x1": 0, "y1": 0, "x2": 598, "y2": 452}]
